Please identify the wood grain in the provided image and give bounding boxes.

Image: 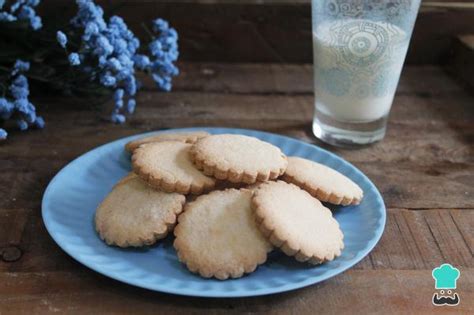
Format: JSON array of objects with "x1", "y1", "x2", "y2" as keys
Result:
[
  {"x1": 2, "y1": 64, "x2": 472, "y2": 209},
  {"x1": 1, "y1": 63, "x2": 473, "y2": 314},
  {"x1": 1, "y1": 208, "x2": 472, "y2": 273},
  {"x1": 148, "y1": 63, "x2": 465, "y2": 94},
  {"x1": 0, "y1": 270, "x2": 472, "y2": 315}
]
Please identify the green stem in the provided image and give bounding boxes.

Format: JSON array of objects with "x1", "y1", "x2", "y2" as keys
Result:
[{"x1": 141, "y1": 22, "x2": 155, "y2": 41}]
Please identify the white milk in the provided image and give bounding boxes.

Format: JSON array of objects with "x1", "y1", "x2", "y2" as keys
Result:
[{"x1": 313, "y1": 19, "x2": 409, "y2": 122}]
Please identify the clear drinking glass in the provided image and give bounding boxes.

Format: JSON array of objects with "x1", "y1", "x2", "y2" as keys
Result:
[{"x1": 311, "y1": 0, "x2": 421, "y2": 146}]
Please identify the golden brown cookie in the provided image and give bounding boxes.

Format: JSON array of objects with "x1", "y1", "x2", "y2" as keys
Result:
[
  {"x1": 282, "y1": 157, "x2": 363, "y2": 205},
  {"x1": 174, "y1": 189, "x2": 272, "y2": 280},
  {"x1": 114, "y1": 172, "x2": 138, "y2": 186},
  {"x1": 125, "y1": 131, "x2": 209, "y2": 153},
  {"x1": 132, "y1": 141, "x2": 216, "y2": 194},
  {"x1": 252, "y1": 181, "x2": 344, "y2": 264},
  {"x1": 95, "y1": 175, "x2": 185, "y2": 247},
  {"x1": 190, "y1": 134, "x2": 287, "y2": 184}
]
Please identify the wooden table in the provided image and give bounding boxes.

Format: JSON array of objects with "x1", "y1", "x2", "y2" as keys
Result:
[{"x1": 1, "y1": 63, "x2": 473, "y2": 314}]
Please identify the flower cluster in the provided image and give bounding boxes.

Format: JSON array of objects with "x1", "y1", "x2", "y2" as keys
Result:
[
  {"x1": 0, "y1": 60, "x2": 44, "y2": 139},
  {"x1": 57, "y1": 0, "x2": 179, "y2": 124},
  {"x1": 146, "y1": 19, "x2": 179, "y2": 92},
  {"x1": 0, "y1": 0, "x2": 42, "y2": 30},
  {"x1": 0, "y1": 0, "x2": 179, "y2": 140}
]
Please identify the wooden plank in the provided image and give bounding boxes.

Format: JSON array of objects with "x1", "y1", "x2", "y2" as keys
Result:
[
  {"x1": 0, "y1": 79, "x2": 472, "y2": 209},
  {"x1": 38, "y1": 1, "x2": 474, "y2": 64},
  {"x1": 0, "y1": 56, "x2": 472, "y2": 313},
  {"x1": 0, "y1": 270, "x2": 472, "y2": 314},
  {"x1": 451, "y1": 211, "x2": 474, "y2": 256},
  {"x1": 1, "y1": 157, "x2": 471, "y2": 210},
  {"x1": 1, "y1": 208, "x2": 472, "y2": 273},
  {"x1": 368, "y1": 209, "x2": 474, "y2": 270},
  {"x1": 153, "y1": 64, "x2": 465, "y2": 95}
]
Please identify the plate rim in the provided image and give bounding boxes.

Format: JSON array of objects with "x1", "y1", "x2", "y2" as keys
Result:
[{"x1": 41, "y1": 127, "x2": 386, "y2": 298}]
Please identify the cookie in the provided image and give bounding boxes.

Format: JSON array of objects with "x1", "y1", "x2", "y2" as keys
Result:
[
  {"x1": 174, "y1": 189, "x2": 272, "y2": 280},
  {"x1": 190, "y1": 134, "x2": 287, "y2": 184},
  {"x1": 132, "y1": 141, "x2": 216, "y2": 194},
  {"x1": 282, "y1": 157, "x2": 363, "y2": 205},
  {"x1": 95, "y1": 175, "x2": 185, "y2": 247},
  {"x1": 252, "y1": 181, "x2": 344, "y2": 264},
  {"x1": 114, "y1": 172, "x2": 138, "y2": 186},
  {"x1": 125, "y1": 131, "x2": 209, "y2": 153}
]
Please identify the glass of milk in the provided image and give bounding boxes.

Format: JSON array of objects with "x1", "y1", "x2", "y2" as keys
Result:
[{"x1": 312, "y1": 0, "x2": 421, "y2": 146}]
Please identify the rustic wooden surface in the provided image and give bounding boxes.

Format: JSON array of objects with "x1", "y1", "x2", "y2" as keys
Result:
[
  {"x1": 39, "y1": 0, "x2": 474, "y2": 64},
  {"x1": 1, "y1": 63, "x2": 473, "y2": 314}
]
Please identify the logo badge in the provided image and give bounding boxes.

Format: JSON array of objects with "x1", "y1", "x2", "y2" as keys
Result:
[{"x1": 432, "y1": 264, "x2": 460, "y2": 306}]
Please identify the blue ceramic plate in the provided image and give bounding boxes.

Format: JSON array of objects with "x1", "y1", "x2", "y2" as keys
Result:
[{"x1": 42, "y1": 128, "x2": 385, "y2": 297}]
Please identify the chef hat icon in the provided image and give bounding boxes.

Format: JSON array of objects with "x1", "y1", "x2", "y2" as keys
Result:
[{"x1": 432, "y1": 264, "x2": 460, "y2": 289}]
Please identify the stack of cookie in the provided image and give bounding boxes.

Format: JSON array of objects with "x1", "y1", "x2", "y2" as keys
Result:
[{"x1": 95, "y1": 131, "x2": 363, "y2": 280}]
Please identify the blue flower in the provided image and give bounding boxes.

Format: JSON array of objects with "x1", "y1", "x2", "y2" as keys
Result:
[
  {"x1": 72, "y1": 0, "x2": 106, "y2": 30},
  {"x1": 94, "y1": 35, "x2": 114, "y2": 56},
  {"x1": 17, "y1": 119, "x2": 28, "y2": 131},
  {"x1": 24, "y1": 105, "x2": 37, "y2": 123},
  {"x1": 152, "y1": 74, "x2": 171, "y2": 91},
  {"x1": 27, "y1": 0, "x2": 41, "y2": 6},
  {"x1": 0, "y1": 128, "x2": 7, "y2": 140},
  {"x1": 109, "y1": 16, "x2": 126, "y2": 32},
  {"x1": 110, "y1": 38, "x2": 128, "y2": 55},
  {"x1": 68, "y1": 53, "x2": 81, "y2": 66},
  {"x1": 115, "y1": 68, "x2": 131, "y2": 81},
  {"x1": 34, "y1": 116, "x2": 45, "y2": 129},
  {"x1": 18, "y1": 6, "x2": 35, "y2": 19},
  {"x1": 149, "y1": 40, "x2": 163, "y2": 57},
  {"x1": 0, "y1": 12, "x2": 17, "y2": 22},
  {"x1": 64, "y1": 0, "x2": 179, "y2": 124},
  {"x1": 30, "y1": 15, "x2": 41, "y2": 30},
  {"x1": 1, "y1": 58, "x2": 42, "y2": 137},
  {"x1": 98, "y1": 55, "x2": 107, "y2": 67},
  {"x1": 117, "y1": 54, "x2": 133, "y2": 68},
  {"x1": 111, "y1": 112, "x2": 125, "y2": 124},
  {"x1": 11, "y1": 60, "x2": 30, "y2": 76},
  {"x1": 152, "y1": 18, "x2": 169, "y2": 33},
  {"x1": 107, "y1": 57, "x2": 122, "y2": 72},
  {"x1": 100, "y1": 72, "x2": 116, "y2": 87},
  {"x1": 56, "y1": 31, "x2": 68, "y2": 48},
  {"x1": 113, "y1": 88, "x2": 124, "y2": 108},
  {"x1": 133, "y1": 54, "x2": 150, "y2": 70},
  {"x1": 11, "y1": 1, "x2": 43, "y2": 30},
  {"x1": 83, "y1": 23, "x2": 98, "y2": 41},
  {"x1": 10, "y1": 1, "x2": 21, "y2": 13},
  {"x1": 14, "y1": 98, "x2": 30, "y2": 113},
  {"x1": 124, "y1": 76, "x2": 136, "y2": 95},
  {"x1": 146, "y1": 18, "x2": 179, "y2": 91},
  {"x1": 0, "y1": 98, "x2": 14, "y2": 120},
  {"x1": 126, "y1": 99, "x2": 136, "y2": 114},
  {"x1": 10, "y1": 75, "x2": 30, "y2": 99},
  {"x1": 114, "y1": 88, "x2": 124, "y2": 101}
]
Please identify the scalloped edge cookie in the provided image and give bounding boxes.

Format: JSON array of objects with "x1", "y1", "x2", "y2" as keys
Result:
[
  {"x1": 282, "y1": 156, "x2": 363, "y2": 205},
  {"x1": 125, "y1": 131, "x2": 210, "y2": 153},
  {"x1": 252, "y1": 181, "x2": 344, "y2": 264},
  {"x1": 174, "y1": 189, "x2": 272, "y2": 280},
  {"x1": 132, "y1": 141, "x2": 216, "y2": 194},
  {"x1": 95, "y1": 175, "x2": 186, "y2": 247},
  {"x1": 190, "y1": 134, "x2": 287, "y2": 184}
]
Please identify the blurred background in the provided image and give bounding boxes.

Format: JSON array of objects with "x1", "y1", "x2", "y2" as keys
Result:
[
  {"x1": 38, "y1": 1, "x2": 473, "y2": 63},
  {"x1": 37, "y1": 0, "x2": 474, "y2": 89}
]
